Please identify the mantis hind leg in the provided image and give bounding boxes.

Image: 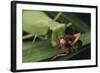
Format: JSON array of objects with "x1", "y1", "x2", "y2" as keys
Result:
[
  {"x1": 27, "y1": 34, "x2": 37, "y2": 54},
  {"x1": 32, "y1": 34, "x2": 37, "y2": 44}
]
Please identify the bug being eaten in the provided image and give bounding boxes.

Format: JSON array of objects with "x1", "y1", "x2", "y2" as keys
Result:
[
  {"x1": 58, "y1": 33, "x2": 82, "y2": 53},
  {"x1": 51, "y1": 33, "x2": 83, "y2": 60}
]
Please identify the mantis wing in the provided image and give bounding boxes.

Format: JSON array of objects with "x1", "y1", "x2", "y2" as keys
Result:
[{"x1": 23, "y1": 10, "x2": 51, "y2": 35}]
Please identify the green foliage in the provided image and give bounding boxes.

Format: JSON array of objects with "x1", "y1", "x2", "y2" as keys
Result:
[{"x1": 22, "y1": 40, "x2": 63, "y2": 62}]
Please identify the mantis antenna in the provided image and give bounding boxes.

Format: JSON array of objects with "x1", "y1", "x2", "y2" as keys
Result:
[
  {"x1": 53, "y1": 12, "x2": 72, "y2": 28},
  {"x1": 54, "y1": 12, "x2": 63, "y2": 21}
]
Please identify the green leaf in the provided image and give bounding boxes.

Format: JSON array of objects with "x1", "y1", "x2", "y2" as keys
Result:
[
  {"x1": 54, "y1": 44, "x2": 90, "y2": 61},
  {"x1": 22, "y1": 39, "x2": 63, "y2": 62},
  {"x1": 80, "y1": 32, "x2": 91, "y2": 45},
  {"x1": 22, "y1": 32, "x2": 91, "y2": 62}
]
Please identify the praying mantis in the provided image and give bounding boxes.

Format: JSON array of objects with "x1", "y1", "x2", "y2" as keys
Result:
[
  {"x1": 22, "y1": 10, "x2": 82, "y2": 59},
  {"x1": 23, "y1": 10, "x2": 72, "y2": 47}
]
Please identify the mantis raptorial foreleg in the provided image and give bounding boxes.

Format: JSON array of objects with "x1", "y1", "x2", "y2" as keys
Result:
[{"x1": 38, "y1": 35, "x2": 48, "y2": 40}]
